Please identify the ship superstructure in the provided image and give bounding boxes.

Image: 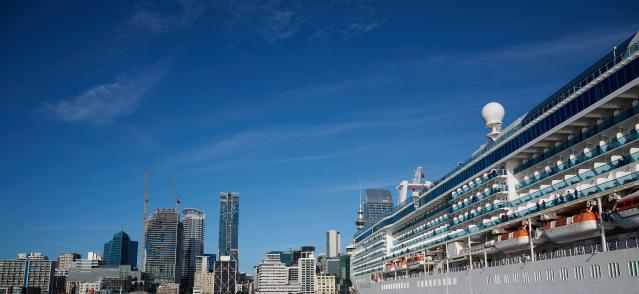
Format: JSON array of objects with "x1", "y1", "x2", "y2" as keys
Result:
[{"x1": 351, "y1": 31, "x2": 639, "y2": 294}]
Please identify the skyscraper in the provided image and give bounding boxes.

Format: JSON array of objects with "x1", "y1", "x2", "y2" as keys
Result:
[
  {"x1": 325, "y1": 230, "x2": 341, "y2": 258},
  {"x1": 218, "y1": 192, "x2": 239, "y2": 264},
  {"x1": 363, "y1": 189, "x2": 393, "y2": 225},
  {"x1": 103, "y1": 231, "x2": 138, "y2": 268},
  {"x1": 145, "y1": 208, "x2": 182, "y2": 284},
  {"x1": 180, "y1": 208, "x2": 205, "y2": 292}
]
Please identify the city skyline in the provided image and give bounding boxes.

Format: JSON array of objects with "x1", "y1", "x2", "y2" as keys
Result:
[{"x1": 2, "y1": 0, "x2": 639, "y2": 275}]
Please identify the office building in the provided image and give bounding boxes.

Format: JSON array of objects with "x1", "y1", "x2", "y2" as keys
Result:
[
  {"x1": 297, "y1": 252, "x2": 315, "y2": 294},
  {"x1": 213, "y1": 256, "x2": 236, "y2": 294},
  {"x1": 193, "y1": 271, "x2": 213, "y2": 294},
  {"x1": 315, "y1": 275, "x2": 336, "y2": 294},
  {"x1": 363, "y1": 189, "x2": 393, "y2": 225},
  {"x1": 0, "y1": 253, "x2": 54, "y2": 294},
  {"x1": 52, "y1": 253, "x2": 80, "y2": 294},
  {"x1": 253, "y1": 253, "x2": 298, "y2": 294},
  {"x1": 337, "y1": 255, "x2": 351, "y2": 294},
  {"x1": 218, "y1": 192, "x2": 239, "y2": 265},
  {"x1": 195, "y1": 255, "x2": 215, "y2": 273},
  {"x1": 180, "y1": 208, "x2": 205, "y2": 292},
  {"x1": 145, "y1": 208, "x2": 182, "y2": 284},
  {"x1": 325, "y1": 230, "x2": 340, "y2": 258},
  {"x1": 157, "y1": 283, "x2": 180, "y2": 294},
  {"x1": 103, "y1": 231, "x2": 138, "y2": 268},
  {"x1": 66, "y1": 265, "x2": 136, "y2": 294}
]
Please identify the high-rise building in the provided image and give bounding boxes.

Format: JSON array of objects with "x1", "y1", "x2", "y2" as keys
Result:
[
  {"x1": 338, "y1": 254, "x2": 351, "y2": 294},
  {"x1": 180, "y1": 208, "x2": 205, "y2": 292},
  {"x1": 218, "y1": 192, "x2": 239, "y2": 265},
  {"x1": 103, "y1": 231, "x2": 138, "y2": 268},
  {"x1": 363, "y1": 189, "x2": 393, "y2": 225},
  {"x1": 297, "y1": 252, "x2": 315, "y2": 294},
  {"x1": 145, "y1": 208, "x2": 182, "y2": 284},
  {"x1": 253, "y1": 253, "x2": 299, "y2": 294},
  {"x1": 325, "y1": 230, "x2": 341, "y2": 258},
  {"x1": 213, "y1": 256, "x2": 236, "y2": 294},
  {"x1": 0, "y1": 253, "x2": 54, "y2": 294}
]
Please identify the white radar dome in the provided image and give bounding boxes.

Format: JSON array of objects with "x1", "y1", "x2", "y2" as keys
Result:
[{"x1": 481, "y1": 102, "x2": 505, "y2": 127}]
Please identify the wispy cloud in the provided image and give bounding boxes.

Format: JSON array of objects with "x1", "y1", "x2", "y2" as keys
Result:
[
  {"x1": 130, "y1": 0, "x2": 211, "y2": 33},
  {"x1": 321, "y1": 178, "x2": 397, "y2": 193},
  {"x1": 27, "y1": 225, "x2": 119, "y2": 232},
  {"x1": 393, "y1": 30, "x2": 631, "y2": 71},
  {"x1": 221, "y1": 0, "x2": 385, "y2": 44},
  {"x1": 38, "y1": 65, "x2": 166, "y2": 125}
]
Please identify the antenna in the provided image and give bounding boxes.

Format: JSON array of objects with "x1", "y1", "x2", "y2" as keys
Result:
[
  {"x1": 355, "y1": 179, "x2": 365, "y2": 230},
  {"x1": 141, "y1": 169, "x2": 149, "y2": 272}
]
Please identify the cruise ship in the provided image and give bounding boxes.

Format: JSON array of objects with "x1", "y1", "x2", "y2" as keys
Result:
[{"x1": 350, "y1": 31, "x2": 639, "y2": 294}]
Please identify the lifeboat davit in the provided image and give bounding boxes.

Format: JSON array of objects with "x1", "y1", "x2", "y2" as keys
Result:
[
  {"x1": 610, "y1": 194, "x2": 639, "y2": 229},
  {"x1": 493, "y1": 228, "x2": 529, "y2": 253},
  {"x1": 544, "y1": 209, "x2": 599, "y2": 244}
]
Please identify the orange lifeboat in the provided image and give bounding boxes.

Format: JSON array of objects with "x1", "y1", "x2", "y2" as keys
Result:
[
  {"x1": 611, "y1": 194, "x2": 639, "y2": 229},
  {"x1": 544, "y1": 209, "x2": 599, "y2": 243},
  {"x1": 493, "y1": 228, "x2": 529, "y2": 253},
  {"x1": 400, "y1": 258, "x2": 408, "y2": 269},
  {"x1": 387, "y1": 262, "x2": 396, "y2": 271}
]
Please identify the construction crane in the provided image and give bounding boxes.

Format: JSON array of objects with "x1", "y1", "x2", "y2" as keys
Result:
[
  {"x1": 140, "y1": 169, "x2": 149, "y2": 272},
  {"x1": 169, "y1": 178, "x2": 181, "y2": 213}
]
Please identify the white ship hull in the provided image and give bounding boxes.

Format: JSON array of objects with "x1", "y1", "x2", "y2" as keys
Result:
[{"x1": 354, "y1": 246, "x2": 639, "y2": 294}]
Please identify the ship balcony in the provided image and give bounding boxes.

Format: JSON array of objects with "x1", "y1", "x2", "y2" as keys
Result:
[
  {"x1": 512, "y1": 148, "x2": 639, "y2": 207},
  {"x1": 451, "y1": 184, "x2": 508, "y2": 213},
  {"x1": 393, "y1": 207, "x2": 450, "y2": 243},
  {"x1": 450, "y1": 169, "x2": 507, "y2": 201},
  {"x1": 451, "y1": 201, "x2": 510, "y2": 228},
  {"x1": 514, "y1": 90, "x2": 639, "y2": 176},
  {"x1": 516, "y1": 126, "x2": 639, "y2": 191},
  {"x1": 353, "y1": 241, "x2": 387, "y2": 259}
]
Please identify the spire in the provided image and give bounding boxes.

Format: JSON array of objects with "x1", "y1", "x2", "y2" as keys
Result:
[{"x1": 356, "y1": 179, "x2": 365, "y2": 230}]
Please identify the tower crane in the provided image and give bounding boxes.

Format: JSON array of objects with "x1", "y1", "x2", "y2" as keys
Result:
[
  {"x1": 141, "y1": 169, "x2": 149, "y2": 272},
  {"x1": 169, "y1": 178, "x2": 181, "y2": 213}
]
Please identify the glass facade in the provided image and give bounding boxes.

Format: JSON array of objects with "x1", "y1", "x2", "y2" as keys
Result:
[
  {"x1": 218, "y1": 192, "x2": 239, "y2": 264},
  {"x1": 363, "y1": 189, "x2": 394, "y2": 226},
  {"x1": 145, "y1": 208, "x2": 181, "y2": 284},
  {"x1": 103, "y1": 231, "x2": 138, "y2": 268}
]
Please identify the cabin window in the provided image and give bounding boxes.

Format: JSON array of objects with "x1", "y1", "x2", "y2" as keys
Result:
[
  {"x1": 534, "y1": 271, "x2": 542, "y2": 282},
  {"x1": 608, "y1": 262, "x2": 621, "y2": 278},
  {"x1": 560, "y1": 267, "x2": 569, "y2": 281},
  {"x1": 512, "y1": 272, "x2": 520, "y2": 283},
  {"x1": 629, "y1": 261, "x2": 639, "y2": 277},
  {"x1": 574, "y1": 266, "x2": 584, "y2": 280},
  {"x1": 547, "y1": 269, "x2": 555, "y2": 281},
  {"x1": 486, "y1": 275, "x2": 492, "y2": 285},
  {"x1": 523, "y1": 272, "x2": 530, "y2": 283},
  {"x1": 590, "y1": 264, "x2": 601, "y2": 279}
]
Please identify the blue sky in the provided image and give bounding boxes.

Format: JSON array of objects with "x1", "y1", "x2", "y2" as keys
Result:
[{"x1": 1, "y1": 0, "x2": 638, "y2": 272}]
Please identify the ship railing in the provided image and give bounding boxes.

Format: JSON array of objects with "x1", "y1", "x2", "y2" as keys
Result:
[{"x1": 368, "y1": 238, "x2": 639, "y2": 282}]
